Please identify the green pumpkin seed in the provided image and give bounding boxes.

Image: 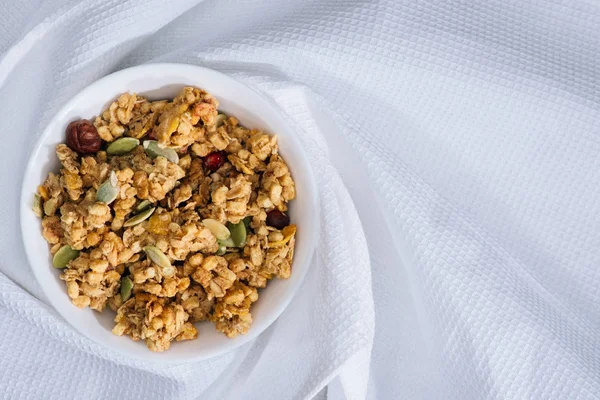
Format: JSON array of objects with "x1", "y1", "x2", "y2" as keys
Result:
[
  {"x1": 43, "y1": 198, "x2": 58, "y2": 216},
  {"x1": 123, "y1": 207, "x2": 155, "y2": 227},
  {"x1": 135, "y1": 200, "x2": 152, "y2": 212},
  {"x1": 218, "y1": 237, "x2": 235, "y2": 248},
  {"x1": 32, "y1": 194, "x2": 43, "y2": 218},
  {"x1": 120, "y1": 276, "x2": 133, "y2": 302},
  {"x1": 202, "y1": 218, "x2": 231, "y2": 240},
  {"x1": 143, "y1": 246, "x2": 176, "y2": 276},
  {"x1": 107, "y1": 137, "x2": 140, "y2": 155},
  {"x1": 216, "y1": 245, "x2": 227, "y2": 255},
  {"x1": 52, "y1": 245, "x2": 79, "y2": 268},
  {"x1": 96, "y1": 171, "x2": 119, "y2": 204},
  {"x1": 215, "y1": 113, "x2": 227, "y2": 127},
  {"x1": 227, "y1": 221, "x2": 247, "y2": 247},
  {"x1": 143, "y1": 140, "x2": 179, "y2": 164}
]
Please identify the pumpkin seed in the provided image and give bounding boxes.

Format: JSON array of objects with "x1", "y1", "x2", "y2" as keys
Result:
[
  {"x1": 123, "y1": 207, "x2": 155, "y2": 227},
  {"x1": 143, "y1": 246, "x2": 175, "y2": 276},
  {"x1": 96, "y1": 171, "x2": 119, "y2": 204},
  {"x1": 227, "y1": 221, "x2": 247, "y2": 247},
  {"x1": 143, "y1": 140, "x2": 179, "y2": 164},
  {"x1": 43, "y1": 198, "x2": 57, "y2": 216},
  {"x1": 32, "y1": 194, "x2": 43, "y2": 218},
  {"x1": 120, "y1": 276, "x2": 133, "y2": 302},
  {"x1": 52, "y1": 245, "x2": 79, "y2": 268},
  {"x1": 215, "y1": 113, "x2": 227, "y2": 127},
  {"x1": 107, "y1": 137, "x2": 139, "y2": 155},
  {"x1": 218, "y1": 237, "x2": 235, "y2": 248},
  {"x1": 202, "y1": 218, "x2": 231, "y2": 240},
  {"x1": 216, "y1": 245, "x2": 227, "y2": 255},
  {"x1": 135, "y1": 200, "x2": 152, "y2": 212}
]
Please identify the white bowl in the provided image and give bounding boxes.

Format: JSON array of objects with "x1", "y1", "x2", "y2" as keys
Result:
[{"x1": 20, "y1": 63, "x2": 319, "y2": 363}]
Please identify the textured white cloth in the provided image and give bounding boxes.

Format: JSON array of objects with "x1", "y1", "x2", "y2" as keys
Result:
[{"x1": 1, "y1": 0, "x2": 600, "y2": 399}]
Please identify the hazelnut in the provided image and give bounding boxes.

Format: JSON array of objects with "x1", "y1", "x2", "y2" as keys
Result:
[{"x1": 66, "y1": 120, "x2": 101, "y2": 154}]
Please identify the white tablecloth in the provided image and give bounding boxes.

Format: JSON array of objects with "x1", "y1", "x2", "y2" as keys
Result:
[{"x1": 1, "y1": 0, "x2": 600, "y2": 399}]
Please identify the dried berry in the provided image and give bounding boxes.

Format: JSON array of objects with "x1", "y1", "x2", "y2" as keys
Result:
[
  {"x1": 66, "y1": 119, "x2": 101, "y2": 154},
  {"x1": 266, "y1": 209, "x2": 290, "y2": 230},
  {"x1": 204, "y1": 151, "x2": 226, "y2": 171}
]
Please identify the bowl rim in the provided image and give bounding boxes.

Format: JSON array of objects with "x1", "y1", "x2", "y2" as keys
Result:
[{"x1": 19, "y1": 63, "x2": 319, "y2": 363}]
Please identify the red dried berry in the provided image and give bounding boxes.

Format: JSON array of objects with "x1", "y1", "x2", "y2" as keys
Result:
[
  {"x1": 204, "y1": 151, "x2": 226, "y2": 171},
  {"x1": 66, "y1": 119, "x2": 101, "y2": 154},
  {"x1": 266, "y1": 209, "x2": 290, "y2": 230}
]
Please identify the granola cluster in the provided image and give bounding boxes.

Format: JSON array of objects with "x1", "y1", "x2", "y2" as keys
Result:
[{"x1": 35, "y1": 87, "x2": 297, "y2": 352}]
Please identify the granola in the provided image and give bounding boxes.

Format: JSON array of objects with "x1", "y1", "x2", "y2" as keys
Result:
[{"x1": 34, "y1": 87, "x2": 297, "y2": 352}]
